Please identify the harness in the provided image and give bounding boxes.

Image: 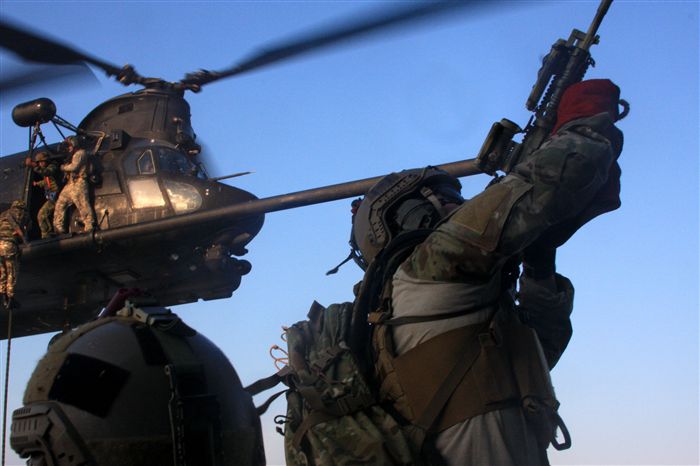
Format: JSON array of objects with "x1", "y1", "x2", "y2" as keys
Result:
[{"x1": 355, "y1": 230, "x2": 570, "y2": 454}]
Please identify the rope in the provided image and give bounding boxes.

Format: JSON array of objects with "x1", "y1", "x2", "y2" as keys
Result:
[
  {"x1": 1, "y1": 306, "x2": 13, "y2": 466},
  {"x1": 269, "y1": 345, "x2": 289, "y2": 371},
  {"x1": 268, "y1": 327, "x2": 290, "y2": 371}
]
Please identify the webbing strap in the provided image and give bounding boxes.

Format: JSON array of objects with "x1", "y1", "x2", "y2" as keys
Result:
[
  {"x1": 255, "y1": 389, "x2": 287, "y2": 417},
  {"x1": 311, "y1": 345, "x2": 345, "y2": 372},
  {"x1": 368, "y1": 299, "x2": 497, "y2": 326},
  {"x1": 244, "y1": 366, "x2": 291, "y2": 396},
  {"x1": 291, "y1": 411, "x2": 336, "y2": 449},
  {"x1": 551, "y1": 410, "x2": 572, "y2": 450},
  {"x1": 410, "y1": 322, "x2": 491, "y2": 444},
  {"x1": 290, "y1": 390, "x2": 375, "y2": 449}
]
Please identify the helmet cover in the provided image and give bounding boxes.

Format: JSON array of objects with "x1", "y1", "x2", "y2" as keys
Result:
[{"x1": 11, "y1": 304, "x2": 264, "y2": 466}]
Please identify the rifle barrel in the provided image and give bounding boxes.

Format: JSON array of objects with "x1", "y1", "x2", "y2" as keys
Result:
[{"x1": 581, "y1": 0, "x2": 613, "y2": 50}]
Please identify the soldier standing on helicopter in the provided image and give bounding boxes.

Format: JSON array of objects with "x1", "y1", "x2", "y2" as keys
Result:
[
  {"x1": 0, "y1": 201, "x2": 29, "y2": 308},
  {"x1": 25, "y1": 151, "x2": 61, "y2": 238},
  {"x1": 53, "y1": 136, "x2": 96, "y2": 235}
]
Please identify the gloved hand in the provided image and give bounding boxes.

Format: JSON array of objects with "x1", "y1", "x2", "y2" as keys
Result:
[
  {"x1": 534, "y1": 159, "x2": 621, "y2": 250},
  {"x1": 522, "y1": 243, "x2": 556, "y2": 280}
]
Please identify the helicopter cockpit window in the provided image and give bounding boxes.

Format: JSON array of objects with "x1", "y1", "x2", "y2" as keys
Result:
[
  {"x1": 127, "y1": 179, "x2": 166, "y2": 209},
  {"x1": 137, "y1": 150, "x2": 156, "y2": 175},
  {"x1": 124, "y1": 148, "x2": 156, "y2": 176},
  {"x1": 163, "y1": 180, "x2": 202, "y2": 214},
  {"x1": 156, "y1": 148, "x2": 205, "y2": 179}
]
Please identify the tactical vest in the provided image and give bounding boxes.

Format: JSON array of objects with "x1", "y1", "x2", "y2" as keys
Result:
[{"x1": 355, "y1": 230, "x2": 570, "y2": 452}]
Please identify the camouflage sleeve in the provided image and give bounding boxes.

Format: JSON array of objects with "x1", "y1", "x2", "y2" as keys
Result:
[
  {"x1": 32, "y1": 166, "x2": 46, "y2": 188},
  {"x1": 61, "y1": 150, "x2": 86, "y2": 173},
  {"x1": 403, "y1": 113, "x2": 620, "y2": 283},
  {"x1": 34, "y1": 170, "x2": 47, "y2": 188},
  {"x1": 517, "y1": 273, "x2": 574, "y2": 369},
  {"x1": 34, "y1": 164, "x2": 60, "y2": 189},
  {"x1": 45, "y1": 163, "x2": 60, "y2": 178},
  {"x1": 0, "y1": 214, "x2": 13, "y2": 240},
  {"x1": 0, "y1": 212, "x2": 26, "y2": 243}
]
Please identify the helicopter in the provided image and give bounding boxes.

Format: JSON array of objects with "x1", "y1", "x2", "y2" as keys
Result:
[
  {"x1": 1, "y1": 2, "x2": 697, "y2": 466},
  {"x1": 0, "y1": 2, "x2": 496, "y2": 339}
]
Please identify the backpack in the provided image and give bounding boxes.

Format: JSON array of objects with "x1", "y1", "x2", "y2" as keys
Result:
[{"x1": 247, "y1": 301, "x2": 415, "y2": 466}]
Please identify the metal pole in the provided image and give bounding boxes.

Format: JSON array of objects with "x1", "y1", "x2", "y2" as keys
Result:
[{"x1": 20, "y1": 157, "x2": 482, "y2": 258}]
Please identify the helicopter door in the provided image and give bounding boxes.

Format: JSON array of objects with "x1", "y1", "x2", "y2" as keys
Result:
[{"x1": 93, "y1": 170, "x2": 126, "y2": 230}]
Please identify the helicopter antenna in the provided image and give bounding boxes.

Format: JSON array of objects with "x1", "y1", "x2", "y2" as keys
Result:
[{"x1": 209, "y1": 171, "x2": 254, "y2": 182}]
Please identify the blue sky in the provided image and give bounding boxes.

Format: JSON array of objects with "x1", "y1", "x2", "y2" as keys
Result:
[{"x1": 0, "y1": 1, "x2": 698, "y2": 465}]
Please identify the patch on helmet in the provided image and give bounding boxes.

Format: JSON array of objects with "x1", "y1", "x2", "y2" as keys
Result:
[{"x1": 48, "y1": 353, "x2": 129, "y2": 417}]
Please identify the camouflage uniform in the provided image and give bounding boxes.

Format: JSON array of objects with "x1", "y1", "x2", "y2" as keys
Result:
[
  {"x1": 390, "y1": 113, "x2": 622, "y2": 465},
  {"x1": 32, "y1": 161, "x2": 60, "y2": 238},
  {"x1": 53, "y1": 149, "x2": 95, "y2": 234},
  {"x1": 0, "y1": 204, "x2": 28, "y2": 301}
]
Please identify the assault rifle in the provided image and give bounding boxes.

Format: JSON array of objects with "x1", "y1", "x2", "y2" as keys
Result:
[{"x1": 476, "y1": 0, "x2": 615, "y2": 175}]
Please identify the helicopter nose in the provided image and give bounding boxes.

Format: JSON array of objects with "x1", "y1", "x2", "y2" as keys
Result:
[{"x1": 203, "y1": 182, "x2": 264, "y2": 252}]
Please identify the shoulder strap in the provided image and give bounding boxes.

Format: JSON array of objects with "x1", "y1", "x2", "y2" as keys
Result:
[
  {"x1": 368, "y1": 299, "x2": 498, "y2": 326},
  {"x1": 409, "y1": 314, "x2": 495, "y2": 445},
  {"x1": 350, "y1": 229, "x2": 433, "y2": 361}
]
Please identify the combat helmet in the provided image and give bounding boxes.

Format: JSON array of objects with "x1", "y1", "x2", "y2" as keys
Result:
[
  {"x1": 62, "y1": 135, "x2": 83, "y2": 152},
  {"x1": 11, "y1": 301, "x2": 265, "y2": 466},
  {"x1": 351, "y1": 166, "x2": 462, "y2": 269},
  {"x1": 34, "y1": 152, "x2": 49, "y2": 162}
]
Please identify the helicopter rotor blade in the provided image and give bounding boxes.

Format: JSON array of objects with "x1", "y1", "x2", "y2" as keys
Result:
[
  {"x1": 0, "y1": 19, "x2": 155, "y2": 87},
  {"x1": 0, "y1": 19, "x2": 122, "y2": 75},
  {"x1": 0, "y1": 62, "x2": 99, "y2": 97},
  {"x1": 180, "y1": 1, "x2": 498, "y2": 88}
]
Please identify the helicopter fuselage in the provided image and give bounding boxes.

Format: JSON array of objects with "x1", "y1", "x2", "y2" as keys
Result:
[{"x1": 0, "y1": 88, "x2": 264, "y2": 338}]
